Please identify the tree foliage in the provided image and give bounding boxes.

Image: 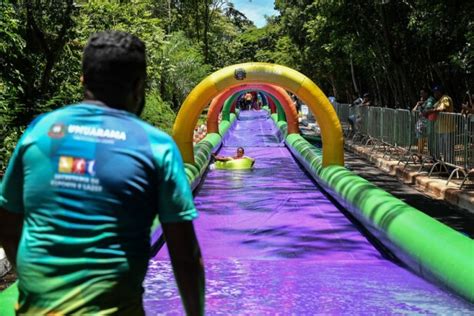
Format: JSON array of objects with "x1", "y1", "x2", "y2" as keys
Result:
[
  {"x1": 0, "y1": 0, "x2": 255, "y2": 171},
  {"x1": 275, "y1": 0, "x2": 474, "y2": 108},
  {"x1": 1, "y1": 0, "x2": 472, "y2": 170}
]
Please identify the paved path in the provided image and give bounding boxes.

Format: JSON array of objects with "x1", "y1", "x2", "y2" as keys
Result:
[{"x1": 344, "y1": 150, "x2": 474, "y2": 238}]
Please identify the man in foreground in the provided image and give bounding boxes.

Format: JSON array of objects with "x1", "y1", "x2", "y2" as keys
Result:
[{"x1": 0, "y1": 31, "x2": 204, "y2": 315}]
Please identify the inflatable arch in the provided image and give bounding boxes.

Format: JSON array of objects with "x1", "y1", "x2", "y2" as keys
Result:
[
  {"x1": 207, "y1": 84, "x2": 299, "y2": 134},
  {"x1": 211, "y1": 85, "x2": 286, "y2": 131},
  {"x1": 173, "y1": 62, "x2": 343, "y2": 166},
  {"x1": 264, "y1": 94, "x2": 277, "y2": 113},
  {"x1": 266, "y1": 94, "x2": 285, "y2": 120},
  {"x1": 222, "y1": 93, "x2": 241, "y2": 121}
]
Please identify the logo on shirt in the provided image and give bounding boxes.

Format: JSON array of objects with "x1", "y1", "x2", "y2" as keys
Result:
[
  {"x1": 72, "y1": 158, "x2": 86, "y2": 174},
  {"x1": 48, "y1": 123, "x2": 127, "y2": 141},
  {"x1": 48, "y1": 123, "x2": 66, "y2": 138},
  {"x1": 68, "y1": 125, "x2": 127, "y2": 141},
  {"x1": 58, "y1": 156, "x2": 96, "y2": 176}
]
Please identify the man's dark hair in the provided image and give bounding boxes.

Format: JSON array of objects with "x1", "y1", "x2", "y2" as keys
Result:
[
  {"x1": 237, "y1": 147, "x2": 244, "y2": 153},
  {"x1": 82, "y1": 31, "x2": 146, "y2": 107}
]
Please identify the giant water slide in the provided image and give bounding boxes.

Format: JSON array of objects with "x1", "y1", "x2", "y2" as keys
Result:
[
  {"x1": 145, "y1": 63, "x2": 473, "y2": 313},
  {"x1": 0, "y1": 63, "x2": 473, "y2": 314},
  {"x1": 144, "y1": 110, "x2": 472, "y2": 314}
]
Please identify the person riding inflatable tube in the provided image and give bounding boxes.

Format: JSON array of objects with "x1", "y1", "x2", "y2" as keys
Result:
[{"x1": 214, "y1": 157, "x2": 255, "y2": 170}]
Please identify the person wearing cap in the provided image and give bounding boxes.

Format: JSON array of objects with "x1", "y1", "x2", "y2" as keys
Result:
[{"x1": 425, "y1": 86, "x2": 455, "y2": 163}]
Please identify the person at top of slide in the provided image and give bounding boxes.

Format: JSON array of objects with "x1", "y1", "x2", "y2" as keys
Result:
[
  {"x1": 244, "y1": 92, "x2": 254, "y2": 110},
  {"x1": 0, "y1": 31, "x2": 204, "y2": 315},
  {"x1": 212, "y1": 147, "x2": 254, "y2": 162}
]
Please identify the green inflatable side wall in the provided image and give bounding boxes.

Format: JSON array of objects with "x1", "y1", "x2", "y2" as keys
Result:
[
  {"x1": 270, "y1": 109, "x2": 473, "y2": 302},
  {"x1": 284, "y1": 133, "x2": 474, "y2": 302}
]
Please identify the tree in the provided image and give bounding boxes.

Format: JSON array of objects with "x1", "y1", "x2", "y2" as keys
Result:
[
  {"x1": 274, "y1": 0, "x2": 474, "y2": 107},
  {"x1": 0, "y1": 0, "x2": 76, "y2": 126}
]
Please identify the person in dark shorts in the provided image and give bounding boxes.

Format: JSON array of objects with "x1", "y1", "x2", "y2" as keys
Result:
[{"x1": 0, "y1": 31, "x2": 204, "y2": 315}]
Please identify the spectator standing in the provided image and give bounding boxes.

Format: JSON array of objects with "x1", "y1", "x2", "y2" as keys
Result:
[
  {"x1": 348, "y1": 93, "x2": 371, "y2": 136},
  {"x1": 412, "y1": 88, "x2": 436, "y2": 156},
  {"x1": 361, "y1": 93, "x2": 372, "y2": 107},
  {"x1": 461, "y1": 91, "x2": 474, "y2": 153},
  {"x1": 256, "y1": 92, "x2": 263, "y2": 110},
  {"x1": 244, "y1": 92, "x2": 253, "y2": 110},
  {"x1": 0, "y1": 31, "x2": 204, "y2": 315},
  {"x1": 291, "y1": 94, "x2": 302, "y2": 112},
  {"x1": 461, "y1": 91, "x2": 474, "y2": 116},
  {"x1": 425, "y1": 86, "x2": 455, "y2": 163},
  {"x1": 348, "y1": 95, "x2": 362, "y2": 135}
]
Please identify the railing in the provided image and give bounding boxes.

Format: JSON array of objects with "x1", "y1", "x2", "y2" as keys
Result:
[{"x1": 333, "y1": 103, "x2": 474, "y2": 188}]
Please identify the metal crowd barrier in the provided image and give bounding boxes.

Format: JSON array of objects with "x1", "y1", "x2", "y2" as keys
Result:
[
  {"x1": 333, "y1": 104, "x2": 474, "y2": 188},
  {"x1": 333, "y1": 103, "x2": 351, "y2": 135},
  {"x1": 430, "y1": 113, "x2": 474, "y2": 186}
]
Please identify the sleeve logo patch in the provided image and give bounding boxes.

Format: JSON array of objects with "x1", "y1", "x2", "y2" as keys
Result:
[{"x1": 48, "y1": 123, "x2": 66, "y2": 138}]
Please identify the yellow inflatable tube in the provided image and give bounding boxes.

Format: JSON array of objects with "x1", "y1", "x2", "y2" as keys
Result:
[
  {"x1": 214, "y1": 157, "x2": 255, "y2": 170},
  {"x1": 173, "y1": 62, "x2": 344, "y2": 167}
]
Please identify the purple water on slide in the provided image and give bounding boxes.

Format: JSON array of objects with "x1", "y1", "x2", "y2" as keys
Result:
[{"x1": 144, "y1": 111, "x2": 472, "y2": 314}]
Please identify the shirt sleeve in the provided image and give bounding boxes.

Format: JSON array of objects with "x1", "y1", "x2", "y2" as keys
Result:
[
  {"x1": 424, "y1": 97, "x2": 435, "y2": 109},
  {"x1": 0, "y1": 134, "x2": 27, "y2": 213},
  {"x1": 1, "y1": 115, "x2": 45, "y2": 213},
  {"x1": 152, "y1": 137, "x2": 198, "y2": 223}
]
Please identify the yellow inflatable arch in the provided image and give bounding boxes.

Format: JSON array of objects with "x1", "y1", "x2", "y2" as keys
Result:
[{"x1": 172, "y1": 62, "x2": 344, "y2": 167}]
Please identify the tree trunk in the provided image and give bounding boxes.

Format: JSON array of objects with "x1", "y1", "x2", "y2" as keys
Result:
[
  {"x1": 350, "y1": 53, "x2": 359, "y2": 97},
  {"x1": 203, "y1": 0, "x2": 210, "y2": 63}
]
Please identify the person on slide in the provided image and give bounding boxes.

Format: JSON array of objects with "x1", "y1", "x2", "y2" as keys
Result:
[
  {"x1": 0, "y1": 31, "x2": 204, "y2": 315},
  {"x1": 212, "y1": 147, "x2": 254, "y2": 163}
]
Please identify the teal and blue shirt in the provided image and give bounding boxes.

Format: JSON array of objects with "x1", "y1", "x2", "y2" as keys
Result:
[{"x1": 0, "y1": 103, "x2": 197, "y2": 314}]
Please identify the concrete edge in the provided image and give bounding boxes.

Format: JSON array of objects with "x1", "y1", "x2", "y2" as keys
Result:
[{"x1": 345, "y1": 142, "x2": 474, "y2": 214}]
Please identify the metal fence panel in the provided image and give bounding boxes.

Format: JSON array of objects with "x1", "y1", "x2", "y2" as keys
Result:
[
  {"x1": 393, "y1": 109, "x2": 414, "y2": 148},
  {"x1": 381, "y1": 108, "x2": 396, "y2": 145},
  {"x1": 428, "y1": 113, "x2": 462, "y2": 167},
  {"x1": 467, "y1": 115, "x2": 474, "y2": 170},
  {"x1": 357, "y1": 106, "x2": 370, "y2": 139},
  {"x1": 332, "y1": 106, "x2": 473, "y2": 174}
]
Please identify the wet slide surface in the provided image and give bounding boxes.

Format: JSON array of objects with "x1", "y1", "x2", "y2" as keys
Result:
[{"x1": 143, "y1": 111, "x2": 472, "y2": 314}]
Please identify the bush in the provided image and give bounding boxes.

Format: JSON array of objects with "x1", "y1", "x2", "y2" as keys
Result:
[
  {"x1": 141, "y1": 92, "x2": 176, "y2": 135},
  {"x1": 0, "y1": 127, "x2": 24, "y2": 173}
]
